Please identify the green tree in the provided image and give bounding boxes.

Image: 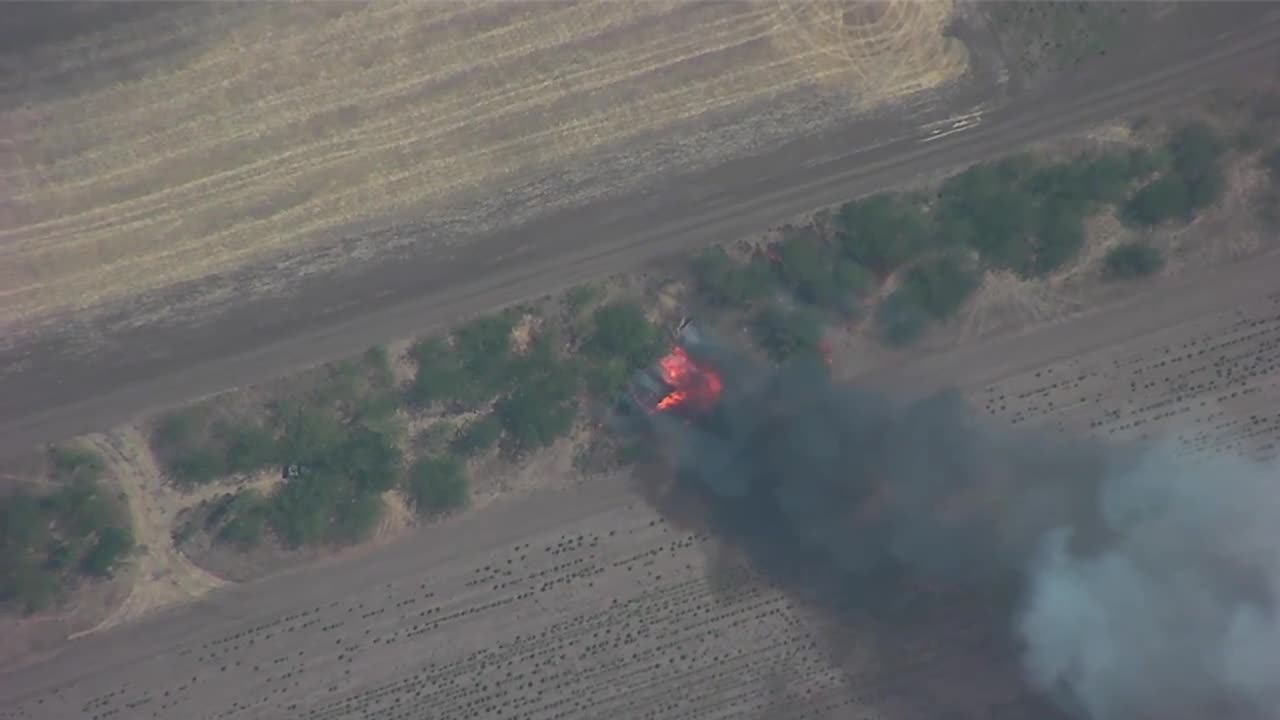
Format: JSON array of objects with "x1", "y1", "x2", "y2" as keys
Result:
[
  {"x1": 337, "y1": 427, "x2": 402, "y2": 494},
  {"x1": 565, "y1": 283, "x2": 603, "y2": 314},
  {"x1": 330, "y1": 492, "x2": 383, "y2": 544},
  {"x1": 772, "y1": 232, "x2": 841, "y2": 307},
  {"x1": 496, "y1": 377, "x2": 578, "y2": 453},
  {"x1": 217, "y1": 489, "x2": 270, "y2": 548},
  {"x1": 0, "y1": 558, "x2": 59, "y2": 614},
  {"x1": 1, "y1": 493, "x2": 48, "y2": 553},
  {"x1": 584, "y1": 301, "x2": 662, "y2": 371},
  {"x1": 452, "y1": 313, "x2": 518, "y2": 393},
  {"x1": 451, "y1": 415, "x2": 503, "y2": 457},
  {"x1": 691, "y1": 247, "x2": 775, "y2": 307},
  {"x1": 1034, "y1": 200, "x2": 1088, "y2": 275},
  {"x1": 1103, "y1": 242, "x2": 1164, "y2": 280},
  {"x1": 1265, "y1": 147, "x2": 1280, "y2": 179},
  {"x1": 48, "y1": 478, "x2": 116, "y2": 538},
  {"x1": 751, "y1": 303, "x2": 823, "y2": 363},
  {"x1": 900, "y1": 254, "x2": 981, "y2": 320},
  {"x1": 49, "y1": 446, "x2": 106, "y2": 483},
  {"x1": 217, "y1": 422, "x2": 279, "y2": 475},
  {"x1": 80, "y1": 526, "x2": 134, "y2": 577},
  {"x1": 406, "y1": 456, "x2": 468, "y2": 516},
  {"x1": 835, "y1": 194, "x2": 932, "y2": 275},
  {"x1": 1169, "y1": 123, "x2": 1223, "y2": 178},
  {"x1": 269, "y1": 473, "x2": 342, "y2": 547},
  {"x1": 937, "y1": 161, "x2": 1040, "y2": 274},
  {"x1": 876, "y1": 287, "x2": 933, "y2": 347},
  {"x1": 1124, "y1": 175, "x2": 1191, "y2": 226}
]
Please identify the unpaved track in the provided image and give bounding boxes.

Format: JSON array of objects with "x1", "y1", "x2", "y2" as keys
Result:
[
  {"x1": 1, "y1": 5, "x2": 1277, "y2": 458},
  {"x1": 3, "y1": 244, "x2": 1280, "y2": 719}
]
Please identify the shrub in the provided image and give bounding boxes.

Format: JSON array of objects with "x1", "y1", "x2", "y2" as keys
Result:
[
  {"x1": 1168, "y1": 123, "x2": 1223, "y2": 179},
  {"x1": 1124, "y1": 175, "x2": 1191, "y2": 226},
  {"x1": 49, "y1": 446, "x2": 106, "y2": 482},
  {"x1": 1265, "y1": 147, "x2": 1280, "y2": 179},
  {"x1": 584, "y1": 301, "x2": 663, "y2": 371},
  {"x1": 406, "y1": 338, "x2": 461, "y2": 408},
  {"x1": 1103, "y1": 243, "x2": 1164, "y2": 280},
  {"x1": 216, "y1": 422, "x2": 279, "y2": 475},
  {"x1": 751, "y1": 303, "x2": 824, "y2": 363},
  {"x1": 48, "y1": 477, "x2": 117, "y2": 538},
  {"x1": 835, "y1": 194, "x2": 933, "y2": 275},
  {"x1": 277, "y1": 408, "x2": 346, "y2": 468},
  {"x1": 451, "y1": 415, "x2": 503, "y2": 457},
  {"x1": 269, "y1": 472, "x2": 344, "y2": 547},
  {"x1": 876, "y1": 288, "x2": 933, "y2": 347},
  {"x1": 1125, "y1": 124, "x2": 1226, "y2": 226},
  {"x1": 336, "y1": 427, "x2": 402, "y2": 494},
  {"x1": 1, "y1": 493, "x2": 49, "y2": 553},
  {"x1": 79, "y1": 526, "x2": 134, "y2": 577},
  {"x1": 496, "y1": 370, "x2": 578, "y2": 454},
  {"x1": 937, "y1": 161, "x2": 1041, "y2": 274},
  {"x1": 153, "y1": 409, "x2": 202, "y2": 452},
  {"x1": 330, "y1": 492, "x2": 384, "y2": 544},
  {"x1": 216, "y1": 489, "x2": 271, "y2": 548},
  {"x1": 691, "y1": 247, "x2": 775, "y2": 307},
  {"x1": 452, "y1": 313, "x2": 518, "y2": 392},
  {"x1": 406, "y1": 456, "x2": 468, "y2": 516},
  {"x1": 565, "y1": 283, "x2": 603, "y2": 314},
  {"x1": 899, "y1": 254, "x2": 982, "y2": 320},
  {"x1": 0, "y1": 559, "x2": 59, "y2": 614}
]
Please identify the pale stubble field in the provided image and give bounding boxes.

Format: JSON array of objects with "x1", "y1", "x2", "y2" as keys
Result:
[{"x1": 0, "y1": 0, "x2": 965, "y2": 330}]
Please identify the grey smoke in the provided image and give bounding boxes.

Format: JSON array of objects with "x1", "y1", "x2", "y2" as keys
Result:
[{"x1": 651, "y1": 345, "x2": 1280, "y2": 720}]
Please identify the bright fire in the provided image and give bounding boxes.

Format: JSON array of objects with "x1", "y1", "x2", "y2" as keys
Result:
[{"x1": 655, "y1": 346, "x2": 723, "y2": 413}]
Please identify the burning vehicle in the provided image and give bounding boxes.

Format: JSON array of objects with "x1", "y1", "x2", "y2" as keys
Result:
[{"x1": 619, "y1": 317, "x2": 726, "y2": 419}]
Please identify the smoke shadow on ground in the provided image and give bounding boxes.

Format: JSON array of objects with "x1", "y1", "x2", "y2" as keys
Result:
[{"x1": 627, "y1": 444, "x2": 1065, "y2": 720}]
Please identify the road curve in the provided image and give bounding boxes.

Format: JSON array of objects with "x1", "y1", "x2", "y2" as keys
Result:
[{"x1": 1, "y1": 6, "x2": 1278, "y2": 457}]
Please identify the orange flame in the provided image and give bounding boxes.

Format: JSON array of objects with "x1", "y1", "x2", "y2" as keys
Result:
[{"x1": 654, "y1": 346, "x2": 723, "y2": 413}]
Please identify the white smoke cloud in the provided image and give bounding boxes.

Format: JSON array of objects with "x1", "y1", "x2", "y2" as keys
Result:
[{"x1": 1019, "y1": 448, "x2": 1280, "y2": 720}]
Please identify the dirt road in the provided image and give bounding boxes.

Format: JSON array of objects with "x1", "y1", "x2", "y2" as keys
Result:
[
  {"x1": 3, "y1": 236, "x2": 1280, "y2": 718},
  {"x1": 1, "y1": 6, "x2": 1277, "y2": 459}
]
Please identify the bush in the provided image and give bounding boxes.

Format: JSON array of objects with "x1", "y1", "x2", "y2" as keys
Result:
[
  {"x1": 1124, "y1": 174, "x2": 1191, "y2": 225},
  {"x1": 406, "y1": 338, "x2": 462, "y2": 408},
  {"x1": 330, "y1": 492, "x2": 384, "y2": 544},
  {"x1": 269, "y1": 472, "x2": 344, "y2": 547},
  {"x1": 1103, "y1": 243, "x2": 1164, "y2": 280},
  {"x1": 876, "y1": 288, "x2": 933, "y2": 347},
  {"x1": 496, "y1": 373, "x2": 578, "y2": 454},
  {"x1": 1124, "y1": 124, "x2": 1226, "y2": 226},
  {"x1": 584, "y1": 301, "x2": 663, "y2": 371},
  {"x1": 1, "y1": 493, "x2": 49, "y2": 553},
  {"x1": 153, "y1": 409, "x2": 202, "y2": 452},
  {"x1": 216, "y1": 489, "x2": 270, "y2": 548},
  {"x1": 216, "y1": 422, "x2": 279, "y2": 475},
  {"x1": 691, "y1": 248, "x2": 775, "y2": 307},
  {"x1": 0, "y1": 559, "x2": 59, "y2": 614},
  {"x1": 835, "y1": 194, "x2": 933, "y2": 276},
  {"x1": 79, "y1": 526, "x2": 133, "y2": 577},
  {"x1": 565, "y1": 283, "x2": 603, "y2": 314},
  {"x1": 941, "y1": 152, "x2": 1146, "y2": 277},
  {"x1": 899, "y1": 254, "x2": 981, "y2": 320},
  {"x1": 48, "y1": 477, "x2": 117, "y2": 538},
  {"x1": 751, "y1": 303, "x2": 824, "y2": 363},
  {"x1": 1265, "y1": 147, "x2": 1280, "y2": 179},
  {"x1": 937, "y1": 160, "x2": 1041, "y2": 274},
  {"x1": 452, "y1": 313, "x2": 518, "y2": 392},
  {"x1": 406, "y1": 456, "x2": 468, "y2": 516},
  {"x1": 49, "y1": 445, "x2": 106, "y2": 482},
  {"x1": 451, "y1": 415, "x2": 503, "y2": 457},
  {"x1": 336, "y1": 427, "x2": 402, "y2": 494},
  {"x1": 1169, "y1": 123, "x2": 1223, "y2": 178}
]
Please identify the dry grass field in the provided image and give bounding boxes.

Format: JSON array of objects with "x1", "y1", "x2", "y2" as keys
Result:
[{"x1": 0, "y1": 0, "x2": 966, "y2": 330}]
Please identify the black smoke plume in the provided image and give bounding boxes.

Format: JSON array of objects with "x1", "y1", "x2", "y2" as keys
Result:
[{"x1": 638, "y1": 340, "x2": 1280, "y2": 720}]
